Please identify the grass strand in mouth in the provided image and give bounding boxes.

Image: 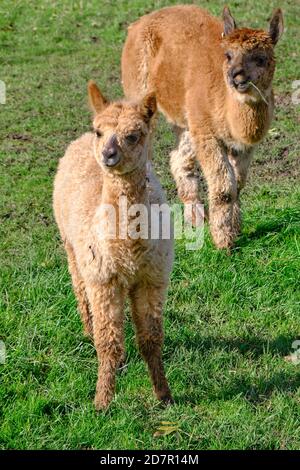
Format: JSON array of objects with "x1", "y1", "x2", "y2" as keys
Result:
[{"x1": 248, "y1": 81, "x2": 269, "y2": 105}]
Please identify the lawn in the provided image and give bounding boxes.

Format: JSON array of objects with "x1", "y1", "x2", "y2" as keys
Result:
[{"x1": 0, "y1": 0, "x2": 299, "y2": 450}]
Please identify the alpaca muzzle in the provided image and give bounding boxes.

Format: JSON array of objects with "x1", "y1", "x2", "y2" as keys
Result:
[
  {"x1": 102, "y1": 135, "x2": 121, "y2": 167},
  {"x1": 230, "y1": 68, "x2": 250, "y2": 92}
]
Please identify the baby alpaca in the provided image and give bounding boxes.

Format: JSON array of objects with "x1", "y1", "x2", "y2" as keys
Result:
[{"x1": 53, "y1": 82, "x2": 173, "y2": 409}]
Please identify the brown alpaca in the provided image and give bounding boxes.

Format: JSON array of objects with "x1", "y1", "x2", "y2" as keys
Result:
[
  {"x1": 121, "y1": 5, "x2": 284, "y2": 249},
  {"x1": 53, "y1": 82, "x2": 173, "y2": 409}
]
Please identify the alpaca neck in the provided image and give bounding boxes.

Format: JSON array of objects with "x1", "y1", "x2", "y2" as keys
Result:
[
  {"x1": 101, "y1": 165, "x2": 148, "y2": 207},
  {"x1": 99, "y1": 165, "x2": 149, "y2": 244},
  {"x1": 226, "y1": 88, "x2": 273, "y2": 145}
]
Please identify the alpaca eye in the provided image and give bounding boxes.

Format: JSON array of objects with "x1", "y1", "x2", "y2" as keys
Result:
[
  {"x1": 225, "y1": 52, "x2": 233, "y2": 62},
  {"x1": 255, "y1": 56, "x2": 267, "y2": 67},
  {"x1": 126, "y1": 133, "x2": 139, "y2": 144},
  {"x1": 95, "y1": 130, "x2": 102, "y2": 138}
]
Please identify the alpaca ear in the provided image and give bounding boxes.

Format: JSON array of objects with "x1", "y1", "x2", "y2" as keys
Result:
[
  {"x1": 268, "y1": 9, "x2": 284, "y2": 45},
  {"x1": 222, "y1": 6, "x2": 237, "y2": 36},
  {"x1": 139, "y1": 92, "x2": 157, "y2": 122},
  {"x1": 88, "y1": 80, "x2": 108, "y2": 115}
]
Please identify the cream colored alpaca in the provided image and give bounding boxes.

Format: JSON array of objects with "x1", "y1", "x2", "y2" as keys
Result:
[
  {"x1": 53, "y1": 82, "x2": 173, "y2": 410},
  {"x1": 122, "y1": 5, "x2": 284, "y2": 249}
]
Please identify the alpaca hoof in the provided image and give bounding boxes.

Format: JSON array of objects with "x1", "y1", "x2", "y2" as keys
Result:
[
  {"x1": 94, "y1": 394, "x2": 111, "y2": 411},
  {"x1": 161, "y1": 395, "x2": 174, "y2": 406},
  {"x1": 157, "y1": 390, "x2": 174, "y2": 406},
  {"x1": 211, "y1": 227, "x2": 235, "y2": 250},
  {"x1": 214, "y1": 239, "x2": 235, "y2": 251}
]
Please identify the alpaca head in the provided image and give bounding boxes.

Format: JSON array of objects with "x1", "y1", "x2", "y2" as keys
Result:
[
  {"x1": 88, "y1": 81, "x2": 156, "y2": 174},
  {"x1": 221, "y1": 7, "x2": 284, "y2": 103}
]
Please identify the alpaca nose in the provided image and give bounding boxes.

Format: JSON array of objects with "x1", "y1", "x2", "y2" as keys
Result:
[
  {"x1": 102, "y1": 146, "x2": 117, "y2": 159},
  {"x1": 102, "y1": 147, "x2": 120, "y2": 167},
  {"x1": 102, "y1": 135, "x2": 121, "y2": 167},
  {"x1": 232, "y1": 68, "x2": 248, "y2": 86}
]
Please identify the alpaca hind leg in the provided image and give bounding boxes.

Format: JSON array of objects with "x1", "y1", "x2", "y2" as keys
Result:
[
  {"x1": 170, "y1": 128, "x2": 204, "y2": 226},
  {"x1": 65, "y1": 241, "x2": 93, "y2": 337}
]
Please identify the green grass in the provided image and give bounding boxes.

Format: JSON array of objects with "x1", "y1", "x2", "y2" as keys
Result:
[{"x1": 0, "y1": 0, "x2": 300, "y2": 450}]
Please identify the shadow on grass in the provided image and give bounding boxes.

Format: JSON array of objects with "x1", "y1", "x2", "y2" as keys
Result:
[
  {"x1": 170, "y1": 333, "x2": 300, "y2": 406},
  {"x1": 218, "y1": 370, "x2": 300, "y2": 404},
  {"x1": 235, "y1": 206, "x2": 300, "y2": 248},
  {"x1": 175, "y1": 369, "x2": 300, "y2": 406},
  {"x1": 167, "y1": 333, "x2": 297, "y2": 358}
]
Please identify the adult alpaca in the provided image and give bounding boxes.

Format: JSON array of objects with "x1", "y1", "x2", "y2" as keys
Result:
[{"x1": 122, "y1": 5, "x2": 284, "y2": 249}]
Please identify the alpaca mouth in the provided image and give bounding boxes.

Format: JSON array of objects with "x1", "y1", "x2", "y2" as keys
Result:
[
  {"x1": 228, "y1": 76, "x2": 251, "y2": 93},
  {"x1": 236, "y1": 82, "x2": 250, "y2": 93},
  {"x1": 103, "y1": 154, "x2": 121, "y2": 167}
]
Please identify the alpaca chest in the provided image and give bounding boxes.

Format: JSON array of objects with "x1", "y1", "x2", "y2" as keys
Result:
[
  {"x1": 227, "y1": 102, "x2": 272, "y2": 146},
  {"x1": 91, "y1": 238, "x2": 152, "y2": 285}
]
